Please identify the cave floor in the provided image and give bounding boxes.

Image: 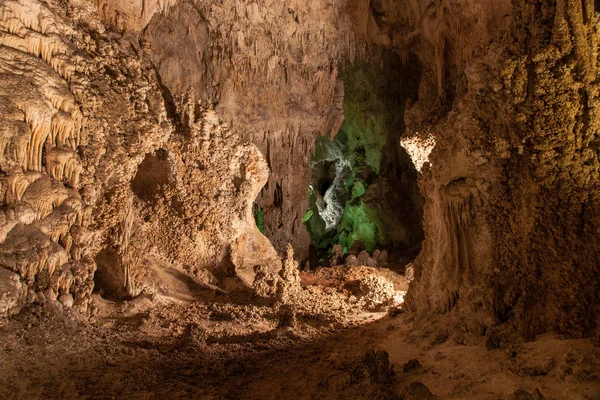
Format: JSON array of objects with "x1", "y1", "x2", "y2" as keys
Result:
[{"x1": 0, "y1": 288, "x2": 598, "y2": 399}]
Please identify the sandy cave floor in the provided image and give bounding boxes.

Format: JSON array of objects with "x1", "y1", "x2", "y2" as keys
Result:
[{"x1": 0, "y1": 266, "x2": 599, "y2": 400}]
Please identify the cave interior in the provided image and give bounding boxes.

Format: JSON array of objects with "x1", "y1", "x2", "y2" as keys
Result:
[{"x1": 0, "y1": 0, "x2": 599, "y2": 399}]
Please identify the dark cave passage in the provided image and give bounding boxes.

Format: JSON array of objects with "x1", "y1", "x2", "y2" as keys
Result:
[{"x1": 303, "y1": 54, "x2": 424, "y2": 268}]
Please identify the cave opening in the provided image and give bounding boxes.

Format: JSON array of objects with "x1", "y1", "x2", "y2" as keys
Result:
[
  {"x1": 131, "y1": 148, "x2": 171, "y2": 203},
  {"x1": 303, "y1": 54, "x2": 424, "y2": 271}
]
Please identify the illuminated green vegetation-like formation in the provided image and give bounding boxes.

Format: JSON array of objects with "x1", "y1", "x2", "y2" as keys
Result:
[
  {"x1": 303, "y1": 59, "x2": 420, "y2": 255},
  {"x1": 254, "y1": 204, "x2": 265, "y2": 234}
]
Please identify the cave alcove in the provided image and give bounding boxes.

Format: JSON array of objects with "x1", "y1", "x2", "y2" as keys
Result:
[{"x1": 131, "y1": 148, "x2": 171, "y2": 203}]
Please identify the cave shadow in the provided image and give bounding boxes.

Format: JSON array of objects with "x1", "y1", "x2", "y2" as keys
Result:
[{"x1": 6, "y1": 313, "x2": 403, "y2": 400}]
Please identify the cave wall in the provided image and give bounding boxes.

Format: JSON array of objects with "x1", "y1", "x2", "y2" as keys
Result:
[
  {"x1": 0, "y1": 0, "x2": 171, "y2": 314},
  {"x1": 0, "y1": 0, "x2": 279, "y2": 318},
  {"x1": 139, "y1": 0, "x2": 354, "y2": 260},
  {"x1": 140, "y1": 0, "x2": 600, "y2": 339},
  {"x1": 487, "y1": 0, "x2": 600, "y2": 338},
  {"x1": 404, "y1": 0, "x2": 600, "y2": 340},
  {"x1": 90, "y1": 0, "x2": 433, "y2": 263}
]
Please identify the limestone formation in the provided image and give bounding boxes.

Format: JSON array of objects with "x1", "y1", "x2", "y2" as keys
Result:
[
  {"x1": 0, "y1": 266, "x2": 27, "y2": 321},
  {"x1": 405, "y1": 0, "x2": 600, "y2": 340},
  {"x1": 0, "y1": 0, "x2": 597, "y2": 338},
  {"x1": 0, "y1": 0, "x2": 599, "y2": 398},
  {"x1": 0, "y1": 0, "x2": 281, "y2": 313}
]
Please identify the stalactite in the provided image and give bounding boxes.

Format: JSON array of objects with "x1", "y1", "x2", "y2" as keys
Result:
[
  {"x1": 0, "y1": 13, "x2": 26, "y2": 35},
  {"x1": 0, "y1": 73, "x2": 81, "y2": 173},
  {"x1": 46, "y1": 147, "x2": 83, "y2": 188},
  {"x1": 21, "y1": 175, "x2": 74, "y2": 219},
  {"x1": 0, "y1": 117, "x2": 30, "y2": 166},
  {"x1": 442, "y1": 183, "x2": 475, "y2": 311},
  {"x1": 0, "y1": 62, "x2": 80, "y2": 173},
  {"x1": 62, "y1": 197, "x2": 89, "y2": 226},
  {"x1": 50, "y1": 111, "x2": 73, "y2": 147},
  {"x1": 34, "y1": 201, "x2": 81, "y2": 245},
  {"x1": 0, "y1": 3, "x2": 78, "y2": 81},
  {"x1": 59, "y1": 231, "x2": 72, "y2": 253},
  {"x1": 119, "y1": 200, "x2": 136, "y2": 297},
  {"x1": 0, "y1": 0, "x2": 66, "y2": 36},
  {"x1": 25, "y1": 113, "x2": 51, "y2": 172},
  {"x1": 43, "y1": 242, "x2": 68, "y2": 279},
  {"x1": 70, "y1": 245, "x2": 82, "y2": 262},
  {"x1": 67, "y1": 260, "x2": 86, "y2": 285},
  {"x1": 49, "y1": 54, "x2": 76, "y2": 83},
  {"x1": 0, "y1": 135, "x2": 11, "y2": 164},
  {"x1": 49, "y1": 263, "x2": 74, "y2": 295},
  {"x1": 0, "y1": 203, "x2": 36, "y2": 243},
  {"x1": 0, "y1": 224, "x2": 69, "y2": 286},
  {"x1": 0, "y1": 32, "x2": 75, "y2": 81},
  {"x1": 6, "y1": 170, "x2": 43, "y2": 203},
  {"x1": 35, "y1": 214, "x2": 69, "y2": 243},
  {"x1": 445, "y1": 192, "x2": 474, "y2": 229}
]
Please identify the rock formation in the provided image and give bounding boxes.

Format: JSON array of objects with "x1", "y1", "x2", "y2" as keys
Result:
[
  {"x1": 404, "y1": 0, "x2": 600, "y2": 341},
  {"x1": 0, "y1": 0, "x2": 599, "y2": 398},
  {"x1": 0, "y1": 0, "x2": 280, "y2": 312}
]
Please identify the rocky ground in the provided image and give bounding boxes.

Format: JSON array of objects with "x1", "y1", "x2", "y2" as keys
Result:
[{"x1": 1, "y1": 262, "x2": 598, "y2": 400}]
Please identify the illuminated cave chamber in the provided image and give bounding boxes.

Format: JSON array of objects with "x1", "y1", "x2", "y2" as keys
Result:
[{"x1": 303, "y1": 54, "x2": 424, "y2": 269}]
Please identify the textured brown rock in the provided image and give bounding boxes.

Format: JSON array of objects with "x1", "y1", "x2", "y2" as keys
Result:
[
  {"x1": 0, "y1": 0, "x2": 281, "y2": 313},
  {"x1": 404, "y1": 0, "x2": 600, "y2": 341},
  {"x1": 507, "y1": 388, "x2": 545, "y2": 400},
  {"x1": 138, "y1": 0, "x2": 360, "y2": 259},
  {"x1": 0, "y1": 266, "x2": 27, "y2": 320},
  {"x1": 0, "y1": 1, "x2": 599, "y2": 398}
]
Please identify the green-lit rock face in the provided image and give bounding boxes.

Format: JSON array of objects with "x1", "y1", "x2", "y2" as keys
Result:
[
  {"x1": 254, "y1": 204, "x2": 266, "y2": 234},
  {"x1": 310, "y1": 134, "x2": 351, "y2": 232},
  {"x1": 304, "y1": 56, "x2": 424, "y2": 257}
]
